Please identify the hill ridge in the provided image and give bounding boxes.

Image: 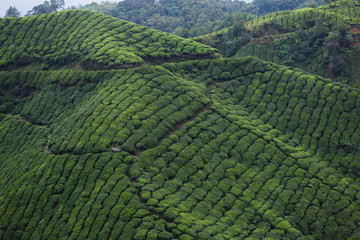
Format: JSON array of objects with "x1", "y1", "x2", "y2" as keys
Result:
[
  {"x1": 0, "y1": 10, "x2": 218, "y2": 71},
  {"x1": 195, "y1": 0, "x2": 360, "y2": 86}
]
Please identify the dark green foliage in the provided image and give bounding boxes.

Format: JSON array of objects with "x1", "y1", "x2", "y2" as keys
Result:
[
  {"x1": 87, "y1": 0, "x2": 248, "y2": 37},
  {"x1": 245, "y1": 0, "x2": 326, "y2": 16},
  {"x1": 5, "y1": 6, "x2": 21, "y2": 18},
  {"x1": 26, "y1": 0, "x2": 65, "y2": 16},
  {"x1": 0, "y1": 10, "x2": 217, "y2": 70},
  {"x1": 196, "y1": 0, "x2": 360, "y2": 86},
  {"x1": 1, "y1": 6, "x2": 360, "y2": 239}
]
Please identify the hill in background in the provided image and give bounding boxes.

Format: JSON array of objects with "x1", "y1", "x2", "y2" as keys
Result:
[
  {"x1": 0, "y1": 1, "x2": 360, "y2": 239},
  {"x1": 75, "y1": 0, "x2": 326, "y2": 38},
  {"x1": 76, "y1": 0, "x2": 247, "y2": 37},
  {"x1": 195, "y1": 0, "x2": 360, "y2": 87}
]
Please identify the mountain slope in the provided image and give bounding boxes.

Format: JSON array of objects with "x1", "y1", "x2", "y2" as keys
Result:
[
  {"x1": 1, "y1": 7, "x2": 360, "y2": 240},
  {"x1": 0, "y1": 10, "x2": 217, "y2": 70},
  {"x1": 1, "y1": 56, "x2": 360, "y2": 239},
  {"x1": 244, "y1": 0, "x2": 326, "y2": 16},
  {"x1": 195, "y1": 0, "x2": 360, "y2": 86}
]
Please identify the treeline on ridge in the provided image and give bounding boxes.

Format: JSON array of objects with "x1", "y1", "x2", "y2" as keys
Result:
[{"x1": 195, "y1": 0, "x2": 360, "y2": 86}]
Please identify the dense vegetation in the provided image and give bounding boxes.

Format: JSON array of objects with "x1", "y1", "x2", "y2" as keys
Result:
[
  {"x1": 1, "y1": 54, "x2": 360, "y2": 239},
  {"x1": 244, "y1": 0, "x2": 325, "y2": 16},
  {"x1": 0, "y1": 10, "x2": 216, "y2": 70},
  {"x1": 195, "y1": 0, "x2": 360, "y2": 86},
  {"x1": 4, "y1": 6, "x2": 21, "y2": 18},
  {"x1": 1, "y1": 1, "x2": 360, "y2": 239},
  {"x1": 76, "y1": 0, "x2": 328, "y2": 37},
  {"x1": 25, "y1": 0, "x2": 65, "y2": 16},
  {"x1": 78, "y1": 0, "x2": 247, "y2": 37}
]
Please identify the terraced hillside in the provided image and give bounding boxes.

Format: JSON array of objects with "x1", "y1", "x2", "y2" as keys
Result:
[
  {"x1": 0, "y1": 10, "x2": 217, "y2": 70},
  {"x1": 195, "y1": 0, "x2": 360, "y2": 86},
  {"x1": 1, "y1": 6, "x2": 360, "y2": 240}
]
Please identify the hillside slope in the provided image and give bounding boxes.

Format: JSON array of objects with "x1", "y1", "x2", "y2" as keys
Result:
[
  {"x1": 1, "y1": 7, "x2": 360, "y2": 240},
  {"x1": 1, "y1": 55, "x2": 360, "y2": 239},
  {"x1": 0, "y1": 10, "x2": 217, "y2": 70},
  {"x1": 195, "y1": 0, "x2": 360, "y2": 86}
]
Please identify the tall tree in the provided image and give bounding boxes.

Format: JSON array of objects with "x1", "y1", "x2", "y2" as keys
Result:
[
  {"x1": 26, "y1": 0, "x2": 65, "y2": 16},
  {"x1": 5, "y1": 6, "x2": 21, "y2": 18}
]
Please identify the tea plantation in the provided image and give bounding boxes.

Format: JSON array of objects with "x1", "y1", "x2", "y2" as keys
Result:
[
  {"x1": 195, "y1": 0, "x2": 360, "y2": 86},
  {"x1": 1, "y1": 2, "x2": 360, "y2": 240},
  {"x1": 0, "y1": 10, "x2": 217, "y2": 70}
]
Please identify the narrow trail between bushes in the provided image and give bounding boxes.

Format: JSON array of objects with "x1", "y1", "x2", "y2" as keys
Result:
[
  {"x1": 135, "y1": 82, "x2": 215, "y2": 156},
  {"x1": 156, "y1": 101, "x2": 213, "y2": 147}
]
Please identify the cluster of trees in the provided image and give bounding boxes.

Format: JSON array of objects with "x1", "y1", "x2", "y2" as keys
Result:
[
  {"x1": 324, "y1": 23, "x2": 353, "y2": 78},
  {"x1": 4, "y1": 6, "x2": 21, "y2": 18},
  {"x1": 75, "y1": 0, "x2": 247, "y2": 37},
  {"x1": 237, "y1": 21, "x2": 352, "y2": 81},
  {"x1": 0, "y1": 10, "x2": 216, "y2": 70},
  {"x1": 73, "y1": 0, "x2": 329, "y2": 37},
  {"x1": 195, "y1": 16, "x2": 255, "y2": 57},
  {"x1": 26, "y1": 0, "x2": 65, "y2": 16},
  {"x1": 4, "y1": 0, "x2": 65, "y2": 17},
  {"x1": 66, "y1": 1, "x2": 117, "y2": 14}
]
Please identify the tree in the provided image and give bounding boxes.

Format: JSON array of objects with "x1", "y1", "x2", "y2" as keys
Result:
[
  {"x1": 26, "y1": 0, "x2": 65, "y2": 16},
  {"x1": 324, "y1": 0, "x2": 337, "y2": 4},
  {"x1": 307, "y1": 3, "x2": 316, "y2": 8},
  {"x1": 172, "y1": 27, "x2": 189, "y2": 38},
  {"x1": 325, "y1": 23, "x2": 352, "y2": 77},
  {"x1": 5, "y1": 6, "x2": 21, "y2": 17}
]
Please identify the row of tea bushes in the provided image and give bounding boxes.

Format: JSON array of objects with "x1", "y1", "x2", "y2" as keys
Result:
[
  {"x1": 247, "y1": 0, "x2": 360, "y2": 32},
  {"x1": 4, "y1": 66, "x2": 210, "y2": 155},
  {"x1": 194, "y1": 0, "x2": 360, "y2": 86},
  {"x1": 163, "y1": 57, "x2": 360, "y2": 174},
  {"x1": 0, "y1": 10, "x2": 217, "y2": 69},
  {"x1": 0, "y1": 56, "x2": 360, "y2": 239},
  {"x1": 0, "y1": 116, "x2": 152, "y2": 239},
  {"x1": 128, "y1": 102, "x2": 360, "y2": 239}
]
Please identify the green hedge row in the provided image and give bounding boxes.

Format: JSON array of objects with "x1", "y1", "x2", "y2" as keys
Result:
[
  {"x1": 29, "y1": 66, "x2": 210, "y2": 155},
  {"x1": 247, "y1": 0, "x2": 360, "y2": 32},
  {"x1": 0, "y1": 56, "x2": 360, "y2": 239},
  {"x1": 0, "y1": 117, "x2": 144, "y2": 239},
  {"x1": 163, "y1": 57, "x2": 360, "y2": 173},
  {"x1": 0, "y1": 10, "x2": 217, "y2": 70},
  {"x1": 0, "y1": 70, "x2": 110, "y2": 117},
  {"x1": 127, "y1": 102, "x2": 360, "y2": 239}
]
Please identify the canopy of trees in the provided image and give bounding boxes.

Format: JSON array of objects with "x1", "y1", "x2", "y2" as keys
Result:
[
  {"x1": 77, "y1": 0, "x2": 247, "y2": 37},
  {"x1": 5, "y1": 6, "x2": 21, "y2": 18},
  {"x1": 26, "y1": 0, "x2": 65, "y2": 16}
]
